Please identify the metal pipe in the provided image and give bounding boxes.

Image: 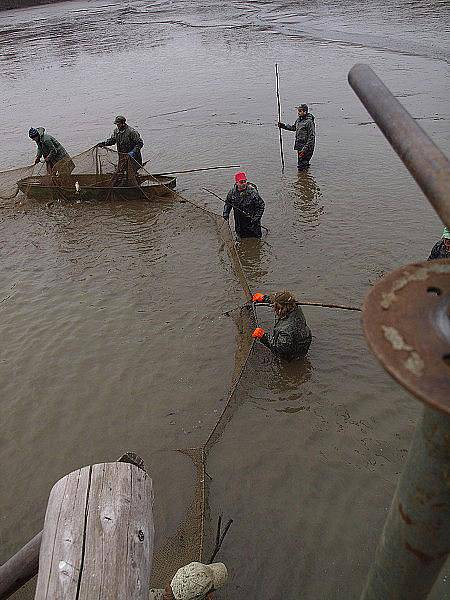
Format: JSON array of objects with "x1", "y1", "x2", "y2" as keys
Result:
[
  {"x1": 350, "y1": 65, "x2": 450, "y2": 599},
  {"x1": 348, "y1": 64, "x2": 450, "y2": 227},
  {"x1": 360, "y1": 407, "x2": 450, "y2": 599},
  {"x1": 0, "y1": 532, "x2": 42, "y2": 600}
]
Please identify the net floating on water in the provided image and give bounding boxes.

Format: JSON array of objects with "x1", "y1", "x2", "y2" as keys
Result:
[{"x1": 0, "y1": 147, "x2": 176, "y2": 203}]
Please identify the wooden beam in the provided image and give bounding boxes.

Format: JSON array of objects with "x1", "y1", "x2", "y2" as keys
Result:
[
  {"x1": 34, "y1": 462, "x2": 154, "y2": 599},
  {"x1": 0, "y1": 532, "x2": 42, "y2": 600}
]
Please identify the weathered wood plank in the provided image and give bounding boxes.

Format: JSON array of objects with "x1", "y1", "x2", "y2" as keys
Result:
[
  {"x1": 35, "y1": 466, "x2": 91, "y2": 599},
  {"x1": 34, "y1": 461, "x2": 153, "y2": 599},
  {"x1": 77, "y1": 462, "x2": 154, "y2": 599}
]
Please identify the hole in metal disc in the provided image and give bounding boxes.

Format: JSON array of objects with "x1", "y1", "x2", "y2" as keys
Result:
[{"x1": 427, "y1": 287, "x2": 441, "y2": 296}]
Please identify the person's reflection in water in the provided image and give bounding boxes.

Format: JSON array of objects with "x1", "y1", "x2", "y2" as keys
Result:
[
  {"x1": 292, "y1": 169, "x2": 323, "y2": 226},
  {"x1": 269, "y1": 353, "x2": 313, "y2": 414},
  {"x1": 246, "y1": 328, "x2": 313, "y2": 415},
  {"x1": 236, "y1": 237, "x2": 268, "y2": 283}
]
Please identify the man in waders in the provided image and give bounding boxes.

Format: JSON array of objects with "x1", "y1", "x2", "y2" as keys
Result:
[
  {"x1": 428, "y1": 226, "x2": 450, "y2": 260},
  {"x1": 251, "y1": 290, "x2": 312, "y2": 360},
  {"x1": 149, "y1": 561, "x2": 228, "y2": 600},
  {"x1": 278, "y1": 104, "x2": 316, "y2": 170},
  {"x1": 97, "y1": 115, "x2": 144, "y2": 179},
  {"x1": 223, "y1": 171, "x2": 265, "y2": 239},
  {"x1": 29, "y1": 127, "x2": 75, "y2": 178}
]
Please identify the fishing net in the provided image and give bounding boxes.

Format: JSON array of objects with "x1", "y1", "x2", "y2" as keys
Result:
[
  {"x1": 0, "y1": 147, "x2": 177, "y2": 205},
  {"x1": 0, "y1": 164, "x2": 38, "y2": 202},
  {"x1": 139, "y1": 164, "x2": 260, "y2": 588},
  {"x1": 3, "y1": 147, "x2": 361, "y2": 598}
]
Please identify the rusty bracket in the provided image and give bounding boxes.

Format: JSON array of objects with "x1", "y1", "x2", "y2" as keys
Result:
[{"x1": 363, "y1": 260, "x2": 450, "y2": 415}]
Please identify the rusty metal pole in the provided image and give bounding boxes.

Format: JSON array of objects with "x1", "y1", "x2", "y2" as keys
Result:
[
  {"x1": 360, "y1": 407, "x2": 450, "y2": 600},
  {"x1": 360, "y1": 261, "x2": 450, "y2": 600},
  {"x1": 348, "y1": 64, "x2": 450, "y2": 600},
  {"x1": 348, "y1": 63, "x2": 450, "y2": 227}
]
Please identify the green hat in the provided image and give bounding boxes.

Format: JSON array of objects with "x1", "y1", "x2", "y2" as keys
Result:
[
  {"x1": 442, "y1": 226, "x2": 450, "y2": 239},
  {"x1": 114, "y1": 115, "x2": 126, "y2": 124}
]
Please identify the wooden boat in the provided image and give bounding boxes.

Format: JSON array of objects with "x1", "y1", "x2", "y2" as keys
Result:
[{"x1": 17, "y1": 173, "x2": 177, "y2": 202}]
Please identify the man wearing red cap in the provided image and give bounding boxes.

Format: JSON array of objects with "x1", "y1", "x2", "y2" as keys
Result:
[{"x1": 223, "y1": 172, "x2": 265, "y2": 238}]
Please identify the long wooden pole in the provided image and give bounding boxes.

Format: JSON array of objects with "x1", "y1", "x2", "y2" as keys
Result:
[
  {"x1": 0, "y1": 532, "x2": 42, "y2": 600},
  {"x1": 155, "y1": 164, "x2": 240, "y2": 176},
  {"x1": 275, "y1": 63, "x2": 285, "y2": 172}
]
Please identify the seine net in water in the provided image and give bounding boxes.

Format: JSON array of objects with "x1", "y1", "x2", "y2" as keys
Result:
[
  {"x1": 2, "y1": 145, "x2": 260, "y2": 598},
  {"x1": 0, "y1": 147, "x2": 176, "y2": 204}
]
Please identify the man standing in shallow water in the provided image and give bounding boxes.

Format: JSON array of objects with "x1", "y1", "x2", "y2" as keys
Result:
[
  {"x1": 278, "y1": 104, "x2": 316, "y2": 170},
  {"x1": 251, "y1": 291, "x2": 312, "y2": 360},
  {"x1": 223, "y1": 171, "x2": 265, "y2": 239}
]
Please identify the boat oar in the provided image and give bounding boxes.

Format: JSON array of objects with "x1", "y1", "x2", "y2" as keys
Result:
[
  {"x1": 203, "y1": 187, "x2": 270, "y2": 234},
  {"x1": 275, "y1": 63, "x2": 285, "y2": 173}
]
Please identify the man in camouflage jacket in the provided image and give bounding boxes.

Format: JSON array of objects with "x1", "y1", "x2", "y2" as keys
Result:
[
  {"x1": 252, "y1": 290, "x2": 312, "y2": 360},
  {"x1": 428, "y1": 226, "x2": 450, "y2": 260},
  {"x1": 98, "y1": 115, "x2": 144, "y2": 168},
  {"x1": 278, "y1": 104, "x2": 316, "y2": 170}
]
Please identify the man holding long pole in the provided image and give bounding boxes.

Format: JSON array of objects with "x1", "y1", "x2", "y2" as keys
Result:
[{"x1": 278, "y1": 104, "x2": 316, "y2": 171}]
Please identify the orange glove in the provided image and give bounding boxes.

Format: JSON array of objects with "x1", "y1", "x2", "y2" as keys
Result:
[
  {"x1": 252, "y1": 327, "x2": 266, "y2": 339},
  {"x1": 252, "y1": 292, "x2": 266, "y2": 303}
]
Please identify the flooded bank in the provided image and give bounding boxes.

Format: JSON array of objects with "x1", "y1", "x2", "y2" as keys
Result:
[{"x1": 0, "y1": 1, "x2": 449, "y2": 598}]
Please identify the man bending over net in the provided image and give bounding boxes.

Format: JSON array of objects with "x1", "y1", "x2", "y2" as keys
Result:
[
  {"x1": 252, "y1": 290, "x2": 312, "y2": 360},
  {"x1": 29, "y1": 127, "x2": 75, "y2": 181}
]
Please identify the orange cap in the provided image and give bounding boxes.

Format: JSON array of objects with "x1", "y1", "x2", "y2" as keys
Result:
[{"x1": 252, "y1": 327, "x2": 265, "y2": 339}]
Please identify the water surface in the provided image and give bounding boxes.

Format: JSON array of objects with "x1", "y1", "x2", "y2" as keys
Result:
[{"x1": 0, "y1": 1, "x2": 449, "y2": 598}]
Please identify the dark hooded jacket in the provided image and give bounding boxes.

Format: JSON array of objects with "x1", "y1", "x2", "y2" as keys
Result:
[
  {"x1": 280, "y1": 114, "x2": 315, "y2": 156},
  {"x1": 34, "y1": 128, "x2": 69, "y2": 164},
  {"x1": 223, "y1": 183, "x2": 265, "y2": 238},
  {"x1": 262, "y1": 306, "x2": 312, "y2": 360},
  {"x1": 102, "y1": 124, "x2": 144, "y2": 165},
  {"x1": 428, "y1": 240, "x2": 450, "y2": 260}
]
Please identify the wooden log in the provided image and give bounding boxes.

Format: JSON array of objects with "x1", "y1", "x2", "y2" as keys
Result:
[
  {"x1": 34, "y1": 462, "x2": 154, "y2": 599},
  {"x1": 0, "y1": 532, "x2": 42, "y2": 600},
  {"x1": 0, "y1": 454, "x2": 147, "y2": 600}
]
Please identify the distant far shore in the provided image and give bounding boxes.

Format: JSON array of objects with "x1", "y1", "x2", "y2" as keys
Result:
[{"x1": 1, "y1": 0, "x2": 77, "y2": 10}]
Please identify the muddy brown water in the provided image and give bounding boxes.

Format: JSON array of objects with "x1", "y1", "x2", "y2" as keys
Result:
[{"x1": 0, "y1": 1, "x2": 449, "y2": 598}]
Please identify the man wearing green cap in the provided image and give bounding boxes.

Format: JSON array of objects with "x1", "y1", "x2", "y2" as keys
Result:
[
  {"x1": 97, "y1": 116, "x2": 144, "y2": 170},
  {"x1": 428, "y1": 227, "x2": 450, "y2": 260}
]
